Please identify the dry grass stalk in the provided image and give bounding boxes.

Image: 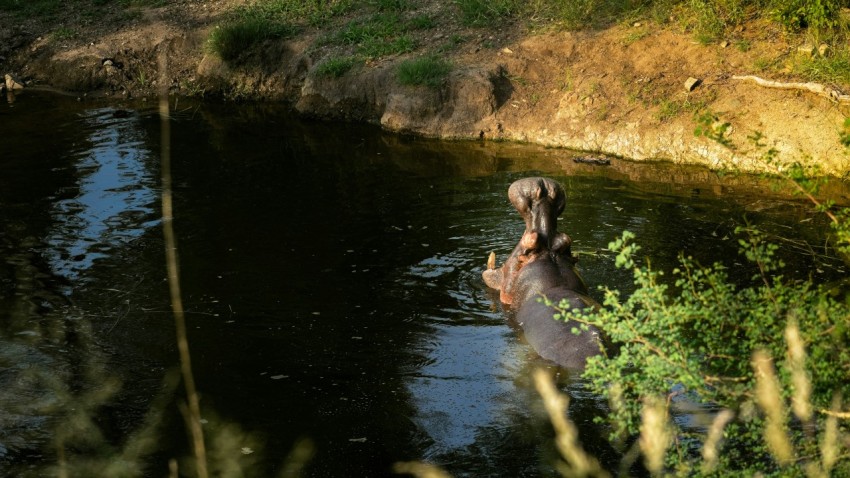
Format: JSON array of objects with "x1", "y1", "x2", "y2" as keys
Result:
[
  {"x1": 784, "y1": 320, "x2": 812, "y2": 422},
  {"x1": 158, "y1": 50, "x2": 209, "y2": 478},
  {"x1": 532, "y1": 369, "x2": 610, "y2": 478},
  {"x1": 820, "y1": 394, "x2": 842, "y2": 475},
  {"x1": 700, "y1": 409, "x2": 734, "y2": 473},
  {"x1": 393, "y1": 461, "x2": 454, "y2": 478},
  {"x1": 608, "y1": 382, "x2": 628, "y2": 445},
  {"x1": 638, "y1": 395, "x2": 671, "y2": 475},
  {"x1": 281, "y1": 438, "x2": 316, "y2": 478},
  {"x1": 752, "y1": 349, "x2": 794, "y2": 465}
]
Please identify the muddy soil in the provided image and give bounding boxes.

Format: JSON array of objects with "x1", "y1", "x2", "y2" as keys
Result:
[{"x1": 3, "y1": 0, "x2": 849, "y2": 176}]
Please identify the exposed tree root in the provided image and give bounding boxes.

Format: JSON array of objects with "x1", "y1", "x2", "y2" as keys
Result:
[{"x1": 732, "y1": 75, "x2": 850, "y2": 104}]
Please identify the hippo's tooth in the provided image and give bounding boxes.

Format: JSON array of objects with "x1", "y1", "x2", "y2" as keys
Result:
[{"x1": 487, "y1": 251, "x2": 496, "y2": 270}]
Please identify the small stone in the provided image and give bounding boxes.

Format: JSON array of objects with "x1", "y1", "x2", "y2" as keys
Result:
[
  {"x1": 797, "y1": 44, "x2": 815, "y2": 56},
  {"x1": 720, "y1": 40, "x2": 729, "y2": 48},
  {"x1": 818, "y1": 43, "x2": 829, "y2": 56},
  {"x1": 103, "y1": 59, "x2": 113, "y2": 67},
  {"x1": 4, "y1": 74, "x2": 24, "y2": 90},
  {"x1": 501, "y1": 47, "x2": 513, "y2": 54},
  {"x1": 684, "y1": 77, "x2": 701, "y2": 92},
  {"x1": 633, "y1": 22, "x2": 641, "y2": 27}
]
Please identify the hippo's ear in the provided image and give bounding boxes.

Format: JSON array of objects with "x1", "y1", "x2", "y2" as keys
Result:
[
  {"x1": 554, "y1": 194, "x2": 565, "y2": 216},
  {"x1": 549, "y1": 181, "x2": 566, "y2": 216},
  {"x1": 508, "y1": 183, "x2": 532, "y2": 215}
]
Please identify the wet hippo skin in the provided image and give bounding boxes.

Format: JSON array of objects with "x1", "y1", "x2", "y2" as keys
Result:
[{"x1": 483, "y1": 177, "x2": 607, "y2": 369}]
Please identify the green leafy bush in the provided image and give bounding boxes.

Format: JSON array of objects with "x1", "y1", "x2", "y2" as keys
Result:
[
  {"x1": 551, "y1": 224, "x2": 850, "y2": 474},
  {"x1": 771, "y1": 0, "x2": 844, "y2": 32}
]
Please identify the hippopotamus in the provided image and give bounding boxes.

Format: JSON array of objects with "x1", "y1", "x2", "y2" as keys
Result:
[{"x1": 483, "y1": 177, "x2": 607, "y2": 369}]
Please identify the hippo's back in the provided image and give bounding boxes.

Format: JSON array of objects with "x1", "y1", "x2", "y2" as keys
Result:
[{"x1": 515, "y1": 286, "x2": 606, "y2": 369}]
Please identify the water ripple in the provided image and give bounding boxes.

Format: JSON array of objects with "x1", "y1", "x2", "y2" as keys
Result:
[{"x1": 43, "y1": 108, "x2": 158, "y2": 283}]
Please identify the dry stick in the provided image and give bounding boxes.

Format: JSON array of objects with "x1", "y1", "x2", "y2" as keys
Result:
[
  {"x1": 392, "y1": 461, "x2": 454, "y2": 478},
  {"x1": 817, "y1": 408, "x2": 850, "y2": 419},
  {"x1": 158, "y1": 50, "x2": 209, "y2": 478},
  {"x1": 56, "y1": 438, "x2": 68, "y2": 478},
  {"x1": 732, "y1": 75, "x2": 850, "y2": 104}
]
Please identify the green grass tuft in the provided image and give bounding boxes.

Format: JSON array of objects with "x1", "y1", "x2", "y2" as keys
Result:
[
  {"x1": 52, "y1": 26, "x2": 77, "y2": 41},
  {"x1": 329, "y1": 13, "x2": 417, "y2": 57},
  {"x1": 397, "y1": 55, "x2": 452, "y2": 87},
  {"x1": 369, "y1": 0, "x2": 409, "y2": 11},
  {"x1": 208, "y1": 0, "x2": 354, "y2": 62},
  {"x1": 409, "y1": 14, "x2": 436, "y2": 29},
  {"x1": 208, "y1": 17, "x2": 295, "y2": 63},
  {"x1": 315, "y1": 56, "x2": 360, "y2": 78},
  {"x1": 455, "y1": 0, "x2": 519, "y2": 26},
  {"x1": 796, "y1": 49, "x2": 850, "y2": 86},
  {"x1": 0, "y1": 0, "x2": 60, "y2": 15}
]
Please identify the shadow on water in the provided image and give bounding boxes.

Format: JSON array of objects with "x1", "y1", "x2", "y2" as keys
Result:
[{"x1": 1, "y1": 92, "x2": 848, "y2": 476}]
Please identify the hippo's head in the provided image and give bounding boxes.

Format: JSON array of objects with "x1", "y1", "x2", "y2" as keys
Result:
[{"x1": 508, "y1": 177, "x2": 566, "y2": 253}]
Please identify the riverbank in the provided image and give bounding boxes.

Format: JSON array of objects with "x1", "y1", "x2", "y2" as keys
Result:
[{"x1": 3, "y1": 0, "x2": 850, "y2": 176}]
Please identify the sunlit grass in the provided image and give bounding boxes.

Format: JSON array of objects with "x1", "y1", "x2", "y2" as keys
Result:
[
  {"x1": 325, "y1": 12, "x2": 418, "y2": 57},
  {"x1": 397, "y1": 55, "x2": 452, "y2": 87},
  {"x1": 795, "y1": 48, "x2": 850, "y2": 86},
  {"x1": 208, "y1": 0, "x2": 353, "y2": 62},
  {"x1": 455, "y1": 0, "x2": 518, "y2": 26},
  {"x1": 208, "y1": 17, "x2": 295, "y2": 62},
  {"x1": 315, "y1": 55, "x2": 361, "y2": 78}
]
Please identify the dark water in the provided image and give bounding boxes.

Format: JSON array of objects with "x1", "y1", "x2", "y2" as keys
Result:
[{"x1": 1, "y1": 92, "x2": 847, "y2": 477}]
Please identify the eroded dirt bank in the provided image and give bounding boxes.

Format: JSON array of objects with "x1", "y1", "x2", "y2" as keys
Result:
[{"x1": 3, "y1": 1, "x2": 850, "y2": 176}]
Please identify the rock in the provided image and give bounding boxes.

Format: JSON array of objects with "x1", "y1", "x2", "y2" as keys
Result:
[
  {"x1": 798, "y1": 44, "x2": 815, "y2": 56},
  {"x1": 5, "y1": 73, "x2": 24, "y2": 90},
  {"x1": 684, "y1": 77, "x2": 701, "y2": 92},
  {"x1": 720, "y1": 40, "x2": 729, "y2": 48},
  {"x1": 501, "y1": 47, "x2": 513, "y2": 54},
  {"x1": 101, "y1": 58, "x2": 123, "y2": 69},
  {"x1": 819, "y1": 43, "x2": 829, "y2": 56}
]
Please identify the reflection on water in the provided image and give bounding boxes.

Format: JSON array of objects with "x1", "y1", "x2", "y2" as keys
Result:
[
  {"x1": 44, "y1": 108, "x2": 158, "y2": 283},
  {"x1": 0, "y1": 93, "x2": 847, "y2": 477}
]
